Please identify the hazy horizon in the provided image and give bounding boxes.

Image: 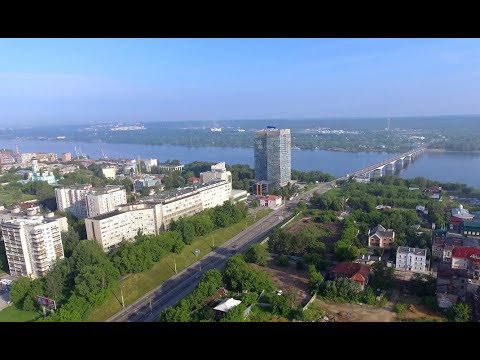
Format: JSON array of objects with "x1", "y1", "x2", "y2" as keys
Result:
[{"x1": 2, "y1": 38, "x2": 480, "y2": 126}]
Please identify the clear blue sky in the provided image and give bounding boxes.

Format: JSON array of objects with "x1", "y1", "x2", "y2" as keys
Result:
[{"x1": 2, "y1": 38, "x2": 480, "y2": 125}]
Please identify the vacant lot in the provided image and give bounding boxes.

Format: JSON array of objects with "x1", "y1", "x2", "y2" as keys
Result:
[
  {"x1": 395, "y1": 293, "x2": 446, "y2": 322},
  {"x1": 250, "y1": 260, "x2": 310, "y2": 307},
  {"x1": 315, "y1": 299, "x2": 396, "y2": 322}
]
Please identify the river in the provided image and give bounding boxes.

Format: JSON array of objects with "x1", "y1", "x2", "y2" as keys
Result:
[{"x1": 2, "y1": 139, "x2": 480, "y2": 188}]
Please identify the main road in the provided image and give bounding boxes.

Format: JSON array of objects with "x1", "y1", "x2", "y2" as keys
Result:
[{"x1": 107, "y1": 181, "x2": 334, "y2": 322}]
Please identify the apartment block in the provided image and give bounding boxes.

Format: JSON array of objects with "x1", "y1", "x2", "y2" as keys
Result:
[
  {"x1": 1, "y1": 214, "x2": 66, "y2": 278},
  {"x1": 55, "y1": 184, "x2": 92, "y2": 219},
  {"x1": 86, "y1": 185, "x2": 127, "y2": 218}
]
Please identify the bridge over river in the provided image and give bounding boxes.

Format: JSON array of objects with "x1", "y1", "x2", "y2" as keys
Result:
[{"x1": 340, "y1": 147, "x2": 426, "y2": 180}]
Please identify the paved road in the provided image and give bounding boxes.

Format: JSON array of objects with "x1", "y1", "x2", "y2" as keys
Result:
[{"x1": 108, "y1": 181, "x2": 334, "y2": 322}]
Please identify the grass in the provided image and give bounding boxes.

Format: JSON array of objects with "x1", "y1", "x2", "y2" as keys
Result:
[
  {"x1": 0, "y1": 188, "x2": 35, "y2": 206},
  {"x1": 0, "y1": 306, "x2": 41, "y2": 322},
  {"x1": 87, "y1": 209, "x2": 272, "y2": 322},
  {"x1": 325, "y1": 187, "x2": 343, "y2": 197}
]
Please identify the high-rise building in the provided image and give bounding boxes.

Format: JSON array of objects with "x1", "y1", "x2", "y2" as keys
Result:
[
  {"x1": 86, "y1": 185, "x2": 128, "y2": 218},
  {"x1": 55, "y1": 184, "x2": 93, "y2": 219},
  {"x1": 254, "y1": 128, "x2": 291, "y2": 187},
  {"x1": 1, "y1": 213, "x2": 66, "y2": 278}
]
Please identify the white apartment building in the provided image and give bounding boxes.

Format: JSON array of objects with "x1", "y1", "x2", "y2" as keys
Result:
[
  {"x1": 143, "y1": 158, "x2": 158, "y2": 172},
  {"x1": 200, "y1": 162, "x2": 232, "y2": 184},
  {"x1": 0, "y1": 206, "x2": 68, "y2": 233},
  {"x1": 101, "y1": 167, "x2": 117, "y2": 179},
  {"x1": 55, "y1": 184, "x2": 92, "y2": 219},
  {"x1": 86, "y1": 185, "x2": 127, "y2": 218},
  {"x1": 1, "y1": 214, "x2": 66, "y2": 278},
  {"x1": 85, "y1": 179, "x2": 233, "y2": 251},
  {"x1": 395, "y1": 246, "x2": 428, "y2": 273},
  {"x1": 85, "y1": 204, "x2": 157, "y2": 251}
]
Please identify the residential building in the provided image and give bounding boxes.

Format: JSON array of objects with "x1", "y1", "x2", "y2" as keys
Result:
[
  {"x1": 230, "y1": 189, "x2": 248, "y2": 204},
  {"x1": 368, "y1": 224, "x2": 395, "y2": 248},
  {"x1": 259, "y1": 194, "x2": 282, "y2": 209},
  {"x1": 35, "y1": 152, "x2": 57, "y2": 163},
  {"x1": 356, "y1": 254, "x2": 382, "y2": 265},
  {"x1": 254, "y1": 128, "x2": 291, "y2": 187},
  {"x1": 0, "y1": 205, "x2": 68, "y2": 233},
  {"x1": 61, "y1": 152, "x2": 72, "y2": 162},
  {"x1": 451, "y1": 246, "x2": 480, "y2": 272},
  {"x1": 436, "y1": 262, "x2": 469, "y2": 307},
  {"x1": 395, "y1": 247, "x2": 428, "y2": 273},
  {"x1": 200, "y1": 162, "x2": 232, "y2": 184},
  {"x1": 86, "y1": 179, "x2": 234, "y2": 250},
  {"x1": 450, "y1": 204, "x2": 474, "y2": 231},
  {"x1": 157, "y1": 163, "x2": 184, "y2": 172},
  {"x1": 432, "y1": 235, "x2": 462, "y2": 261},
  {"x1": 415, "y1": 205, "x2": 428, "y2": 216},
  {"x1": 1, "y1": 213, "x2": 66, "y2": 278},
  {"x1": 330, "y1": 262, "x2": 370, "y2": 290},
  {"x1": 85, "y1": 203, "x2": 157, "y2": 251},
  {"x1": 101, "y1": 166, "x2": 117, "y2": 179},
  {"x1": 19, "y1": 153, "x2": 36, "y2": 164},
  {"x1": 123, "y1": 160, "x2": 138, "y2": 175},
  {"x1": 462, "y1": 220, "x2": 480, "y2": 237},
  {"x1": 86, "y1": 185, "x2": 127, "y2": 218},
  {"x1": 55, "y1": 184, "x2": 93, "y2": 219},
  {"x1": 187, "y1": 176, "x2": 200, "y2": 184},
  {"x1": 143, "y1": 158, "x2": 158, "y2": 172},
  {"x1": 0, "y1": 150, "x2": 15, "y2": 165},
  {"x1": 134, "y1": 175, "x2": 162, "y2": 192}
]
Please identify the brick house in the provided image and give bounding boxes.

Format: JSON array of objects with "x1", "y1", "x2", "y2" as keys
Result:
[
  {"x1": 368, "y1": 224, "x2": 395, "y2": 248},
  {"x1": 330, "y1": 262, "x2": 370, "y2": 290}
]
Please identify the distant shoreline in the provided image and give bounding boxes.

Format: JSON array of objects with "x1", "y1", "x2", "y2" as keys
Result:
[{"x1": 425, "y1": 148, "x2": 480, "y2": 154}]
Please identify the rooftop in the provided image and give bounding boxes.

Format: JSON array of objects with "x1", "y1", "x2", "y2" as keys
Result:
[
  {"x1": 89, "y1": 185, "x2": 125, "y2": 195},
  {"x1": 369, "y1": 224, "x2": 394, "y2": 238},
  {"x1": 143, "y1": 179, "x2": 227, "y2": 204},
  {"x1": 397, "y1": 246, "x2": 427, "y2": 256},
  {"x1": 331, "y1": 262, "x2": 370, "y2": 281},
  {"x1": 452, "y1": 246, "x2": 480, "y2": 259},
  {"x1": 213, "y1": 298, "x2": 242, "y2": 313},
  {"x1": 463, "y1": 220, "x2": 480, "y2": 229}
]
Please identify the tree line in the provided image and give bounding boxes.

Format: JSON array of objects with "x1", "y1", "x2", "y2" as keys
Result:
[{"x1": 8, "y1": 201, "x2": 248, "y2": 321}]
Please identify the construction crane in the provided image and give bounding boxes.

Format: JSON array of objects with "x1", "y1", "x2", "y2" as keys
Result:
[
  {"x1": 74, "y1": 146, "x2": 79, "y2": 159},
  {"x1": 101, "y1": 148, "x2": 108, "y2": 160}
]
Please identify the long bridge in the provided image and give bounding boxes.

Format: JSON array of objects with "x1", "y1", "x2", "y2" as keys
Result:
[{"x1": 343, "y1": 147, "x2": 426, "y2": 180}]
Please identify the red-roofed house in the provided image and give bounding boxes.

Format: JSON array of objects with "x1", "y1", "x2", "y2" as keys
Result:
[
  {"x1": 452, "y1": 247, "x2": 480, "y2": 270},
  {"x1": 187, "y1": 176, "x2": 200, "y2": 184},
  {"x1": 259, "y1": 195, "x2": 282, "y2": 209},
  {"x1": 330, "y1": 262, "x2": 370, "y2": 290}
]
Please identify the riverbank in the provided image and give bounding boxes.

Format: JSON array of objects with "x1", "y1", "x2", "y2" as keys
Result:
[{"x1": 425, "y1": 148, "x2": 480, "y2": 154}]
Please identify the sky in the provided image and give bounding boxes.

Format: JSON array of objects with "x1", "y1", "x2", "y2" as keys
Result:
[{"x1": 2, "y1": 38, "x2": 480, "y2": 126}]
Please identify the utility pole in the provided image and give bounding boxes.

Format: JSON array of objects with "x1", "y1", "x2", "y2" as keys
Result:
[
  {"x1": 121, "y1": 287, "x2": 125, "y2": 309},
  {"x1": 212, "y1": 235, "x2": 215, "y2": 249},
  {"x1": 174, "y1": 257, "x2": 177, "y2": 274},
  {"x1": 149, "y1": 299, "x2": 153, "y2": 313}
]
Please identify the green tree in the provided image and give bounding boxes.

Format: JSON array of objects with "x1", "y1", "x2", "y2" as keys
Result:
[
  {"x1": 220, "y1": 303, "x2": 247, "y2": 322},
  {"x1": 244, "y1": 243, "x2": 268, "y2": 266},
  {"x1": 307, "y1": 264, "x2": 324, "y2": 292},
  {"x1": 447, "y1": 302, "x2": 471, "y2": 322},
  {"x1": 9, "y1": 277, "x2": 32, "y2": 309},
  {"x1": 62, "y1": 228, "x2": 81, "y2": 258}
]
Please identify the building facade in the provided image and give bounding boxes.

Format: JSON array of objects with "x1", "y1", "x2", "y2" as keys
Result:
[
  {"x1": 200, "y1": 162, "x2": 232, "y2": 184},
  {"x1": 1, "y1": 214, "x2": 66, "y2": 278},
  {"x1": 86, "y1": 179, "x2": 233, "y2": 250},
  {"x1": 254, "y1": 128, "x2": 291, "y2": 187},
  {"x1": 368, "y1": 224, "x2": 395, "y2": 248},
  {"x1": 395, "y1": 246, "x2": 428, "y2": 273},
  {"x1": 61, "y1": 152, "x2": 72, "y2": 162},
  {"x1": 101, "y1": 167, "x2": 117, "y2": 179},
  {"x1": 86, "y1": 186, "x2": 127, "y2": 218},
  {"x1": 85, "y1": 204, "x2": 157, "y2": 251},
  {"x1": 259, "y1": 195, "x2": 282, "y2": 209},
  {"x1": 55, "y1": 184, "x2": 93, "y2": 219}
]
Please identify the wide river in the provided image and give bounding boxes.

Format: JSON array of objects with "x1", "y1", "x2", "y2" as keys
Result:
[{"x1": 2, "y1": 139, "x2": 480, "y2": 188}]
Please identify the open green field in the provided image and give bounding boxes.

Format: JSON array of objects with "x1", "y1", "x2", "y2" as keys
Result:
[
  {"x1": 87, "y1": 209, "x2": 272, "y2": 322},
  {"x1": 325, "y1": 187, "x2": 343, "y2": 197},
  {"x1": 0, "y1": 188, "x2": 35, "y2": 206},
  {"x1": 0, "y1": 306, "x2": 41, "y2": 322}
]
